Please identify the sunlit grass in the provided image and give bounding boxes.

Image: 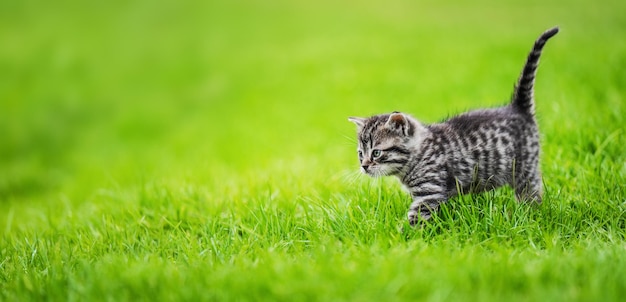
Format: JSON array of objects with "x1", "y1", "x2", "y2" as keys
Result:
[{"x1": 1, "y1": 0, "x2": 625, "y2": 300}]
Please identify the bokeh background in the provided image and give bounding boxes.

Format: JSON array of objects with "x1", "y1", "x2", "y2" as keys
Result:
[{"x1": 1, "y1": 0, "x2": 625, "y2": 233}]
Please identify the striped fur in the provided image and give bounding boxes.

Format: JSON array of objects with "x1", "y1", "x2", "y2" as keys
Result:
[
  {"x1": 349, "y1": 27, "x2": 559, "y2": 225},
  {"x1": 512, "y1": 27, "x2": 559, "y2": 115}
]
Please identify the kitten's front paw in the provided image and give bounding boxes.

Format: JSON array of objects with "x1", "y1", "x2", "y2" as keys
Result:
[{"x1": 408, "y1": 210, "x2": 430, "y2": 226}]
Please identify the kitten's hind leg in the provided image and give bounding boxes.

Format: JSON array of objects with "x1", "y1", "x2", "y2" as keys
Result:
[{"x1": 514, "y1": 171, "x2": 543, "y2": 203}]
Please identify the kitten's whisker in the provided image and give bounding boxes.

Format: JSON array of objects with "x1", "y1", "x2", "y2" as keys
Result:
[
  {"x1": 340, "y1": 169, "x2": 363, "y2": 188},
  {"x1": 341, "y1": 133, "x2": 358, "y2": 144}
]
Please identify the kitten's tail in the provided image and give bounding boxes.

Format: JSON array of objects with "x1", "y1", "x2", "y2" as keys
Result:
[{"x1": 511, "y1": 26, "x2": 559, "y2": 115}]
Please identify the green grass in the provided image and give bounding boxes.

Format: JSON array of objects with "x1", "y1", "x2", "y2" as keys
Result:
[{"x1": 1, "y1": 0, "x2": 626, "y2": 300}]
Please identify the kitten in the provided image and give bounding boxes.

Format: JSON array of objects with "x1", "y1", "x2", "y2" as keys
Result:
[{"x1": 348, "y1": 27, "x2": 559, "y2": 225}]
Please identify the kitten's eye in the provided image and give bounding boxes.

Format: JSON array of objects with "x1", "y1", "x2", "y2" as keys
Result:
[
  {"x1": 372, "y1": 149, "x2": 382, "y2": 158},
  {"x1": 358, "y1": 150, "x2": 363, "y2": 158}
]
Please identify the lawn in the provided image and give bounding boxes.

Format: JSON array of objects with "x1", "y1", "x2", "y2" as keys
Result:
[{"x1": 1, "y1": 0, "x2": 625, "y2": 300}]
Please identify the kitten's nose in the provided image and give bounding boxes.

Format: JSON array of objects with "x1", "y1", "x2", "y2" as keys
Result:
[{"x1": 361, "y1": 165, "x2": 369, "y2": 172}]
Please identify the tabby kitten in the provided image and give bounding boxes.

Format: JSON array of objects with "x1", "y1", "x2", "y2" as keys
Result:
[{"x1": 349, "y1": 27, "x2": 559, "y2": 225}]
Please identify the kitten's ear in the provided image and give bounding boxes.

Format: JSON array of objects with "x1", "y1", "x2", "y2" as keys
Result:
[
  {"x1": 348, "y1": 117, "x2": 366, "y2": 129},
  {"x1": 385, "y1": 112, "x2": 413, "y2": 136}
]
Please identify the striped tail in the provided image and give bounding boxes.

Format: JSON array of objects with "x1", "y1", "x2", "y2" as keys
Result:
[{"x1": 511, "y1": 26, "x2": 559, "y2": 115}]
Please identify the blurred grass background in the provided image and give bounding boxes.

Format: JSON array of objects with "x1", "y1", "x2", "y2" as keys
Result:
[
  {"x1": 1, "y1": 0, "x2": 624, "y2": 203},
  {"x1": 1, "y1": 0, "x2": 626, "y2": 300}
]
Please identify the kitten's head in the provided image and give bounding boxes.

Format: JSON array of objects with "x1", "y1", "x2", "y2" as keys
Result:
[{"x1": 348, "y1": 112, "x2": 425, "y2": 177}]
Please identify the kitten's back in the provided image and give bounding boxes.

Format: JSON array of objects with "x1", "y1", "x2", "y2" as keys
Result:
[{"x1": 431, "y1": 107, "x2": 534, "y2": 193}]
